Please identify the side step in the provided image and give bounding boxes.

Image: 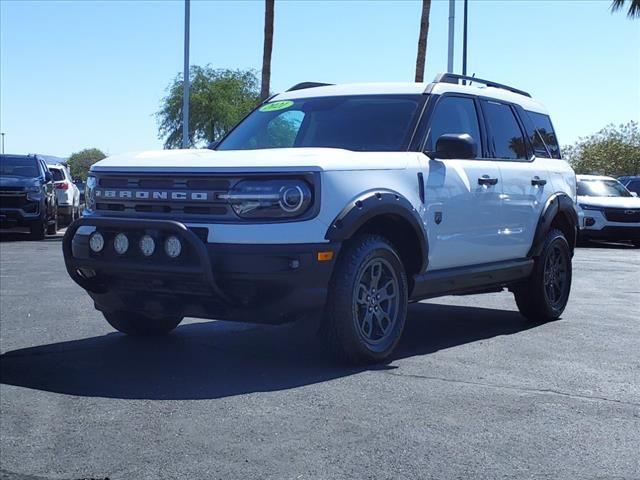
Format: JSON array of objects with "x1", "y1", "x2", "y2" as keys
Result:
[{"x1": 411, "y1": 258, "x2": 534, "y2": 301}]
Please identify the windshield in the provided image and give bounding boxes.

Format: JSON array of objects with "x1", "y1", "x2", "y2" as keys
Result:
[
  {"x1": 577, "y1": 179, "x2": 632, "y2": 197},
  {"x1": 0, "y1": 155, "x2": 39, "y2": 177},
  {"x1": 217, "y1": 95, "x2": 425, "y2": 152}
]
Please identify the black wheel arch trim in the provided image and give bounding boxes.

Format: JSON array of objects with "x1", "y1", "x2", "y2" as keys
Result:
[
  {"x1": 528, "y1": 192, "x2": 578, "y2": 257},
  {"x1": 324, "y1": 190, "x2": 428, "y2": 272}
]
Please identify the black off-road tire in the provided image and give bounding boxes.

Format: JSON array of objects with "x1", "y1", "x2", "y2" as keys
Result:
[
  {"x1": 29, "y1": 220, "x2": 46, "y2": 240},
  {"x1": 323, "y1": 234, "x2": 408, "y2": 365},
  {"x1": 103, "y1": 311, "x2": 183, "y2": 336},
  {"x1": 514, "y1": 228, "x2": 572, "y2": 322}
]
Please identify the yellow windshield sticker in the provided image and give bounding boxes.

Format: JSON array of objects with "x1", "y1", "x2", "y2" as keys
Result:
[{"x1": 259, "y1": 100, "x2": 294, "y2": 112}]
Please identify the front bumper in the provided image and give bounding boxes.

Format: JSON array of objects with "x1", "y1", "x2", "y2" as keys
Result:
[
  {"x1": 579, "y1": 210, "x2": 640, "y2": 241},
  {"x1": 63, "y1": 217, "x2": 340, "y2": 324},
  {"x1": 0, "y1": 207, "x2": 41, "y2": 230}
]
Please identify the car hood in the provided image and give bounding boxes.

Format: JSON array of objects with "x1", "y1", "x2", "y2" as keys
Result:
[
  {"x1": 0, "y1": 176, "x2": 39, "y2": 188},
  {"x1": 577, "y1": 195, "x2": 640, "y2": 209},
  {"x1": 90, "y1": 148, "x2": 413, "y2": 173}
]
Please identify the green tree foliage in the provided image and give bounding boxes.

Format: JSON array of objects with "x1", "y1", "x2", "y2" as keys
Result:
[
  {"x1": 67, "y1": 148, "x2": 106, "y2": 181},
  {"x1": 563, "y1": 121, "x2": 640, "y2": 176},
  {"x1": 157, "y1": 66, "x2": 261, "y2": 149},
  {"x1": 611, "y1": 0, "x2": 640, "y2": 18}
]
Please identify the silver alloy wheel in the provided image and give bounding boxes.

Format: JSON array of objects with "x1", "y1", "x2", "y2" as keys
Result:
[
  {"x1": 543, "y1": 243, "x2": 568, "y2": 307},
  {"x1": 352, "y1": 257, "x2": 400, "y2": 346}
]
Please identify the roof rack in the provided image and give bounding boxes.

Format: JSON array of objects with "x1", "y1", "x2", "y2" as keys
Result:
[
  {"x1": 432, "y1": 73, "x2": 531, "y2": 98},
  {"x1": 286, "y1": 82, "x2": 333, "y2": 92}
]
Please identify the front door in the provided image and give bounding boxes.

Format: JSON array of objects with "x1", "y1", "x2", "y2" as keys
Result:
[{"x1": 420, "y1": 95, "x2": 505, "y2": 271}]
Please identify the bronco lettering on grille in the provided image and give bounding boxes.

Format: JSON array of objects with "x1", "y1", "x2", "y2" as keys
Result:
[{"x1": 95, "y1": 189, "x2": 212, "y2": 201}]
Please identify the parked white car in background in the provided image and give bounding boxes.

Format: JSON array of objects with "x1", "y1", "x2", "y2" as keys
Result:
[
  {"x1": 48, "y1": 164, "x2": 80, "y2": 225},
  {"x1": 577, "y1": 174, "x2": 640, "y2": 247}
]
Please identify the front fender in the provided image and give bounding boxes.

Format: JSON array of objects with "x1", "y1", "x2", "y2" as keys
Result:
[{"x1": 528, "y1": 192, "x2": 578, "y2": 257}]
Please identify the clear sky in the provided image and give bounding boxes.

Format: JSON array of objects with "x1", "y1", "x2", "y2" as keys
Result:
[{"x1": 1, "y1": 0, "x2": 638, "y2": 158}]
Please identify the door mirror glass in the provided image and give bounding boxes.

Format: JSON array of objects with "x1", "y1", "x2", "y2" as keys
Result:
[{"x1": 433, "y1": 133, "x2": 477, "y2": 159}]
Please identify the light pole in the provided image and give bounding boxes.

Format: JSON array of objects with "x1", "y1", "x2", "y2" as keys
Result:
[
  {"x1": 182, "y1": 0, "x2": 190, "y2": 149},
  {"x1": 447, "y1": 0, "x2": 455, "y2": 73},
  {"x1": 462, "y1": 0, "x2": 468, "y2": 83},
  {"x1": 1, "y1": 133, "x2": 4, "y2": 154}
]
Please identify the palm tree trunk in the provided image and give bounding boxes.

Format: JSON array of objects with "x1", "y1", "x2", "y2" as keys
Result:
[
  {"x1": 261, "y1": 0, "x2": 275, "y2": 100},
  {"x1": 415, "y1": 0, "x2": 432, "y2": 82}
]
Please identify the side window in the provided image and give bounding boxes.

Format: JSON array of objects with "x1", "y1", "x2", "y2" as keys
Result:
[
  {"x1": 526, "y1": 111, "x2": 561, "y2": 159},
  {"x1": 50, "y1": 168, "x2": 65, "y2": 182},
  {"x1": 246, "y1": 110, "x2": 304, "y2": 149},
  {"x1": 626, "y1": 180, "x2": 640, "y2": 195},
  {"x1": 38, "y1": 160, "x2": 47, "y2": 178},
  {"x1": 425, "y1": 96, "x2": 481, "y2": 156},
  {"x1": 482, "y1": 101, "x2": 527, "y2": 160}
]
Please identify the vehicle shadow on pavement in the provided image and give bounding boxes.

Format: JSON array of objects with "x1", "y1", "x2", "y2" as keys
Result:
[
  {"x1": 0, "y1": 233, "x2": 64, "y2": 243},
  {"x1": 0, "y1": 303, "x2": 541, "y2": 400}
]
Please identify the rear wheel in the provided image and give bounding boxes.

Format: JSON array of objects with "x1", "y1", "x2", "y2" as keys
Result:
[
  {"x1": 514, "y1": 228, "x2": 572, "y2": 322},
  {"x1": 323, "y1": 234, "x2": 408, "y2": 364},
  {"x1": 103, "y1": 311, "x2": 183, "y2": 335}
]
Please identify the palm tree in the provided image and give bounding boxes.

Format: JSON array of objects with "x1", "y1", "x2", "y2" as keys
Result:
[
  {"x1": 261, "y1": 0, "x2": 275, "y2": 100},
  {"x1": 611, "y1": 0, "x2": 640, "y2": 18},
  {"x1": 415, "y1": 0, "x2": 432, "y2": 82}
]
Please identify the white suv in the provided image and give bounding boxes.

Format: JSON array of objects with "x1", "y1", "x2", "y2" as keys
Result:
[
  {"x1": 577, "y1": 174, "x2": 640, "y2": 247},
  {"x1": 48, "y1": 163, "x2": 81, "y2": 225},
  {"x1": 63, "y1": 73, "x2": 578, "y2": 364}
]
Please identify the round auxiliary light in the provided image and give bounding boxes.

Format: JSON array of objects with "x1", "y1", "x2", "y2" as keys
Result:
[
  {"x1": 113, "y1": 233, "x2": 129, "y2": 255},
  {"x1": 89, "y1": 232, "x2": 105, "y2": 253},
  {"x1": 279, "y1": 185, "x2": 304, "y2": 212},
  {"x1": 139, "y1": 235, "x2": 156, "y2": 257},
  {"x1": 164, "y1": 236, "x2": 182, "y2": 258}
]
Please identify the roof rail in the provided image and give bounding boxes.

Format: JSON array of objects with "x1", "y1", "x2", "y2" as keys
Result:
[
  {"x1": 432, "y1": 73, "x2": 531, "y2": 98},
  {"x1": 286, "y1": 82, "x2": 333, "y2": 92}
]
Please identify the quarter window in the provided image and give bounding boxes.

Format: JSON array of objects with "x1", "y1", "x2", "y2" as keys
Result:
[
  {"x1": 526, "y1": 111, "x2": 561, "y2": 159},
  {"x1": 482, "y1": 101, "x2": 527, "y2": 160},
  {"x1": 425, "y1": 96, "x2": 481, "y2": 157}
]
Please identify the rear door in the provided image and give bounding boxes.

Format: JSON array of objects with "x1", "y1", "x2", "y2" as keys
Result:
[
  {"x1": 480, "y1": 100, "x2": 552, "y2": 259},
  {"x1": 420, "y1": 94, "x2": 505, "y2": 270}
]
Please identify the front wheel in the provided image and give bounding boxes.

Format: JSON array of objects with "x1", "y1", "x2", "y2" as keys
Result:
[
  {"x1": 514, "y1": 228, "x2": 572, "y2": 322},
  {"x1": 103, "y1": 311, "x2": 183, "y2": 336},
  {"x1": 323, "y1": 234, "x2": 408, "y2": 364}
]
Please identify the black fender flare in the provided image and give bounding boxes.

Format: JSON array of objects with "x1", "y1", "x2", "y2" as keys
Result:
[
  {"x1": 325, "y1": 190, "x2": 428, "y2": 272},
  {"x1": 528, "y1": 192, "x2": 578, "y2": 257}
]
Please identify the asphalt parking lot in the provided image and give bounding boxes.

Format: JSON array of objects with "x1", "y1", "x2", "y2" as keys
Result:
[{"x1": 0, "y1": 231, "x2": 638, "y2": 480}]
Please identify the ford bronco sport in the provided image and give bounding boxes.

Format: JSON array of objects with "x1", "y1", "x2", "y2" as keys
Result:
[{"x1": 63, "y1": 73, "x2": 578, "y2": 364}]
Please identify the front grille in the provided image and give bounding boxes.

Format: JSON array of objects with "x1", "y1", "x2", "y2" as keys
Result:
[
  {"x1": 604, "y1": 208, "x2": 640, "y2": 223},
  {"x1": 0, "y1": 191, "x2": 29, "y2": 209},
  {"x1": 93, "y1": 173, "x2": 236, "y2": 221}
]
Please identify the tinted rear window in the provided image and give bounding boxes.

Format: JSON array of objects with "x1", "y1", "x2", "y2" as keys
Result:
[
  {"x1": 526, "y1": 111, "x2": 561, "y2": 159},
  {"x1": 482, "y1": 101, "x2": 527, "y2": 160},
  {"x1": 50, "y1": 168, "x2": 65, "y2": 181}
]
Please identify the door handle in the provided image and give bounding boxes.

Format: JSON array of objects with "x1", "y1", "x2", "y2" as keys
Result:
[
  {"x1": 531, "y1": 176, "x2": 547, "y2": 186},
  {"x1": 478, "y1": 175, "x2": 498, "y2": 186}
]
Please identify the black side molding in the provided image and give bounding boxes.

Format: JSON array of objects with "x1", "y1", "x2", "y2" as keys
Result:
[
  {"x1": 528, "y1": 193, "x2": 578, "y2": 257},
  {"x1": 325, "y1": 190, "x2": 428, "y2": 272},
  {"x1": 411, "y1": 258, "x2": 534, "y2": 301}
]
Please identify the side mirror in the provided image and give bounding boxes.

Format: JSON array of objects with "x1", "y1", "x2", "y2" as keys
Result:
[
  {"x1": 44, "y1": 171, "x2": 53, "y2": 182},
  {"x1": 207, "y1": 141, "x2": 219, "y2": 150},
  {"x1": 432, "y1": 133, "x2": 477, "y2": 160}
]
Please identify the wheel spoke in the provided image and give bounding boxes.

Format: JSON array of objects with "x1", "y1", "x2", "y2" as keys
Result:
[
  {"x1": 356, "y1": 284, "x2": 369, "y2": 305},
  {"x1": 360, "y1": 310, "x2": 374, "y2": 338},
  {"x1": 378, "y1": 280, "x2": 396, "y2": 302},
  {"x1": 375, "y1": 310, "x2": 392, "y2": 335},
  {"x1": 369, "y1": 261, "x2": 382, "y2": 290}
]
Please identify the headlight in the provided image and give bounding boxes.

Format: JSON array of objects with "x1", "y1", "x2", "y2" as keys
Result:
[
  {"x1": 222, "y1": 179, "x2": 312, "y2": 219},
  {"x1": 85, "y1": 175, "x2": 97, "y2": 212},
  {"x1": 26, "y1": 186, "x2": 42, "y2": 201},
  {"x1": 579, "y1": 203, "x2": 603, "y2": 211}
]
